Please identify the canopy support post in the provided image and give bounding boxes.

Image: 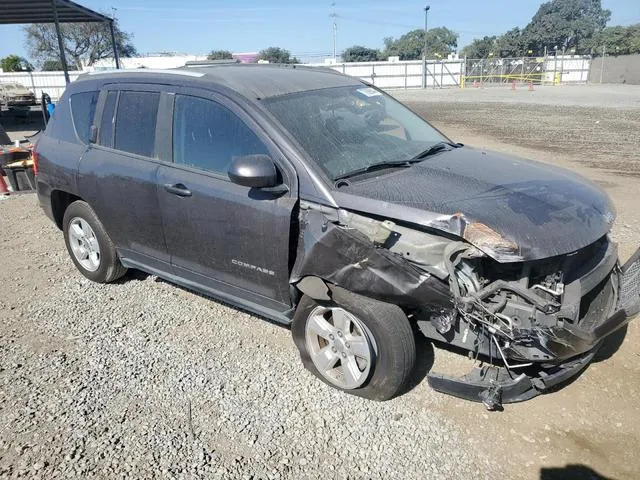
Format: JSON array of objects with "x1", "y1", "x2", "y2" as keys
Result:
[
  {"x1": 108, "y1": 20, "x2": 121, "y2": 69},
  {"x1": 51, "y1": 0, "x2": 70, "y2": 84}
]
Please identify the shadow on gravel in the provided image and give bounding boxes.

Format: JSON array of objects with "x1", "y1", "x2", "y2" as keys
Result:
[
  {"x1": 399, "y1": 330, "x2": 435, "y2": 396},
  {"x1": 113, "y1": 268, "x2": 151, "y2": 284},
  {"x1": 593, "y1": 325, "x2": 628, "y2": 363},
  {"x1": 149, "y1": 275, "x2": 292, "y2": 330},
  {"x1": 540, "y1": 464, "x2": 614, "y2": 480}
]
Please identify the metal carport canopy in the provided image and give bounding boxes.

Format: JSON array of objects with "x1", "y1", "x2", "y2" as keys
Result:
[{"x1": 0, "y1": 0, "x2": 120, "y2": 83}]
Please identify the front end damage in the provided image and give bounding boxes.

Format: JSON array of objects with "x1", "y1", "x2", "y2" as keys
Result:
[{"x1": 292, "y1": 201, "x2": 640, "y2": 409}]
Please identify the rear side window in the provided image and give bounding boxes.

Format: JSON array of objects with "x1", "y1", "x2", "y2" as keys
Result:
[
  {"x1": 98, "y1": 91, "x2": 117, "y2": 147},
  {"x1": 70, "y1": 91, "x2": 99, "y2": 144},
  {"x1": 172, "y1": 95, "x2": 268, "y2": 174},
  {"x1": 44, "y1": 94, "x2": 76, "y2": 143},
  {"x1": 114, "y1": 91, "x2": 160, "y2": 157}
]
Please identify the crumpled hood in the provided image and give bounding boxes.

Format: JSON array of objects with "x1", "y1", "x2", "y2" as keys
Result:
[
  {"x1": 4, "y1": 85, "x2": 32, "y2": 96},
  {"x1": 333, "y1": 147, "x2": 615, "y2": 262}
]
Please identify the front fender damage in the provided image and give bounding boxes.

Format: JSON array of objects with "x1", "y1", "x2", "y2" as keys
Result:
[
  {"x1": 290, "y1": 202, "x2": 453, "y2": 311},
  {"x1": 290, "y1": 201, "x2": 639, "y2": 410}
]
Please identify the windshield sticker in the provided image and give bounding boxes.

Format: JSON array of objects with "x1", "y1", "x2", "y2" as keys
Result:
[{"x1": 356, "y1": 87, "x2": 382, "y2": 97}]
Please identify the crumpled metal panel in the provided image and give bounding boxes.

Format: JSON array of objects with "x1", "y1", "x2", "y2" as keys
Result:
[{"x1": 291, "y1": 208, "x2": 452, "y2": 309}]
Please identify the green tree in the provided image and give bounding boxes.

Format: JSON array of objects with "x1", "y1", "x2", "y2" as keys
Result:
[
  {"x1": 496, "y1": 28, "x2": 529, "y2": 57},
  {"x1": 24, "y1": 18, "x2": 137, "y2": 69},
  {"x1": 257, "y1": 47, "x2": 298, "y2": 64},
  {"x1": 522, "y1": 0, "x2": 611, "y2": 55},
  {"x1": 461, "y1": 36, "x2": 498, "y2": 58},
  {"x1": 41, "y1": 59, "x2": 78, "y2": 71},
  {"x1": 0, "y1": 55, "x2": 33, "y2": 72},
  {"x1": 342, "y1": 45, "x2": 381, "y2": 62},
  {"x1": 207, "y1": 50, "x2": 233, "y2": 60},
  {"x1": 591, "y1": 24, "x2": 640, "y2": 55},
  {"x1": 382, "y1": 27, "x2": 458, "y2": 60}
]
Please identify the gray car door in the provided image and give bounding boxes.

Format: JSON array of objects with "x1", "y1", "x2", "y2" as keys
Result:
[
  {"x1": 77, "y1": 85, "x2": 169, "y2": 271},
  {"x1": 157, "y1": 89, "x2": 297, "y2": 315}
]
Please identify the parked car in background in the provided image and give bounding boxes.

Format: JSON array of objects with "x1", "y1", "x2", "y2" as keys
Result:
[
  {"x1": 33, "y1": 65, "x2": 640, "y2": 409},
  {"x1": 0, "y1": 82, "x2": 37, "y2": 107}
]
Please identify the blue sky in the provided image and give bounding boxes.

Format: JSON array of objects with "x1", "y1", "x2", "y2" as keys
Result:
[{"x1": 1, "y1": 0, "x2": 638, "y2": 61}]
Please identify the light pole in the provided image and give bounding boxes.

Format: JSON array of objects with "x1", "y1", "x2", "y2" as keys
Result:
[
  {"x1": 422, "y1": 5, "x2": 430, "y2": 89},
  {"x1": 330, "y1": 2, "x2": 338, "y2": 63}
]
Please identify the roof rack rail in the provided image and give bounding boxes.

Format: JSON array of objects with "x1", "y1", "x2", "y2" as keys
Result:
[{"x1": 183, "y1": 59, "x2": 240, "y2": 67}]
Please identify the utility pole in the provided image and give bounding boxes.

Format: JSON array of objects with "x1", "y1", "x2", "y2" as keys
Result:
[
  {"x1": 600, "y1": 45, "x2": 605, "y2": 83},
  {"x1": 422, "y1": 5, "x2": 430, "y2": 89},
  {"x1": 330, "y1": 3, "x2": 338, "y2": 63}
]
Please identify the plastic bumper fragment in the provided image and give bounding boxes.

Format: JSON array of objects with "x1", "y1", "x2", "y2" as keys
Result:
[
  {"x1": 619, "y1": 247, "x2": 640, "y2": 318},
  {"x1": 427, "y1": 349, "x2": 596, "y2": 410}
]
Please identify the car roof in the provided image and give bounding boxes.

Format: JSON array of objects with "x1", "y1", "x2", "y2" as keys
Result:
[{"x1": 81, "y1": 64, "x2": 363, "y2": 100}]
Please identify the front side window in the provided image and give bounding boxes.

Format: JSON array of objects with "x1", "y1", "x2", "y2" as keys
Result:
[
  {"x1": 173, "y1": 95, "x2": 269, "y2": 175},
  {"x1": 70, "y1": 91, "x2": 99, "y2": 144},
  {"x1": 263, "y1": 85, "x2": 448, "y2": 181},
  {"x1": 114, "y1": 91, "x2": 160, "y2": 157}
]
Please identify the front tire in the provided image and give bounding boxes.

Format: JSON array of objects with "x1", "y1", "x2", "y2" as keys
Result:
[
  {"x1": 63, "y1": 200, "x2": 127, "y2": 283},
  {"x1": 292, "y1": 287, "x2": 416, "y2": 401}
]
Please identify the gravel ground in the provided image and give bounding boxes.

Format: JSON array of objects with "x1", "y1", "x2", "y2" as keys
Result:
[
  {"x1": 393, "y1": 83, "x2": 640, "y2": 108},
  {"x1": 0, "y1": 196, "x2": 505, "y2": 479},
  {"x1": 395, "y1": 85, "x2": 640, "y2": 177}
]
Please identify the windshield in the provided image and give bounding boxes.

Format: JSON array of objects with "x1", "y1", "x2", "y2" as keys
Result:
[{"x1": 263, "y1": 85, "x2": 448, "y2": 181}]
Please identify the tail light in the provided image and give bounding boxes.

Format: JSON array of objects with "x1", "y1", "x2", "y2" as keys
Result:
[{"x1": 31, "y1": 148, "x2": 39, "y2": 175}]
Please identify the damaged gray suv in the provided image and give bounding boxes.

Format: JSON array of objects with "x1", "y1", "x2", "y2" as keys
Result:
[{"x1": 35, "y1": 65, "x2": 640, "y2": 409}]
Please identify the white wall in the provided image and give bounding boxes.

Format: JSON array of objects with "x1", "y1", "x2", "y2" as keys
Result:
[
  {"x1": 310, "y1": 59, "x2": 464, "y2": 89},
  {"x1": 0, "y1": 55, "x2": 591, "y2": 102},
  {"x1": 91, "y1": 55, "x2": 208, "y2": 71},
  {"x1": 542, "y1": 55, "x2": 591, "y2": 83}
]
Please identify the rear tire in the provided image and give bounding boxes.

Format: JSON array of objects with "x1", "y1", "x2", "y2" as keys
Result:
[
  {"x1": 292, "y1": 286, "x2": 416, "y2": 401},
  {"x1": 63, "y1": 200, "x2": 127, "y2": 283}
]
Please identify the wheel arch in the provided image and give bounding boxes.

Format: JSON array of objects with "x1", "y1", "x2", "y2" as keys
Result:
[
  {"x1": 294, "y1": 275, "x2": 417, "y2": 318},
  {"x1": 50, "y1": 190, "x2": 83, "y2": 230}
]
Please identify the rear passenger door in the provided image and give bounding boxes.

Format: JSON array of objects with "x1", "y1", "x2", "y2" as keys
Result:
[
  {"x1": 77, "y1": 85, "x2": 170, "y2": 271},
  {"x1": 157, "y1": 89, "x2": 297, "y2": 313}
]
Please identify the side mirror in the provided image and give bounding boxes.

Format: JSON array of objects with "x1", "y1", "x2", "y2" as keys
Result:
[{"x1": 228, "y1": 154, "x2": 279, "y2": 188}]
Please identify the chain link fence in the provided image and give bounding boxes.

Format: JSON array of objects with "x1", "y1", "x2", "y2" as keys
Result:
[{"x1": 464, "y1": 55, "x2": 591, "y2": 86}]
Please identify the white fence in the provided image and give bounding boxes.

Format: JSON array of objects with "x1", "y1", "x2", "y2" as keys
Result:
[
  {"x1": 542, "y1": 56, "x2": 591, "y2": 83},
  {"x1": 313, "y1": 59, "x2": 465, "y2": 89},
  {"x1": 312, "y1": 56, "x2": 590, "y2": 89},
  {"x1": 0, "y1": 55, "x2": 592, "y2": 101},
  {"x1": 0, "y1": 71, "x2": 81, "y2": 101}
]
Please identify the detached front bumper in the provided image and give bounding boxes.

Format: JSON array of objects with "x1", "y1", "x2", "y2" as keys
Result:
[{"x1": 428, "y1": 247, "x2": 640, "y2": 409}]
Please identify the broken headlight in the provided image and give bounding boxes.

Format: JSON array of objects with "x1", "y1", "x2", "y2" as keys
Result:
[{"x1": 462, "y1": 222, "x2": 521, "y2": 260}]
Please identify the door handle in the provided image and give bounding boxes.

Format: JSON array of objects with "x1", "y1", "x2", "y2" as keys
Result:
[{"x1": 164, "y1": 183, "x2": 192, "y2": 197}]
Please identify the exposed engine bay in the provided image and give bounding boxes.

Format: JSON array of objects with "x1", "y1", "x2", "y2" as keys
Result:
[{"x1": 293, "y1": 201, "x2": 640, "y2": 410}]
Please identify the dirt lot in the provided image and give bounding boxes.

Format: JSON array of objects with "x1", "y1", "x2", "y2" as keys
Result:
[{"x1": 1, "y1": 84, "x2": 639, "y2": 479}]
